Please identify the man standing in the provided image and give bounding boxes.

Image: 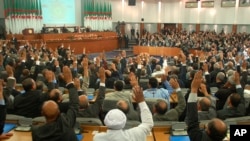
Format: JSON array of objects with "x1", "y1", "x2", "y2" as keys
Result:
[{"x1": 131, "y1": 27, "x2": 135, "y2": 40}]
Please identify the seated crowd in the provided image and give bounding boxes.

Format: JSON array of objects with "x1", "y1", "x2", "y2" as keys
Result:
[{"x1": 0, "y1": 30, "x2": 250, "y2": 140}]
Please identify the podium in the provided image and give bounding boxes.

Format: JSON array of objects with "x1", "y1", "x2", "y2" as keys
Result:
[{"x1": 22, "y1": 28, "x2": 34, "y2": 35}]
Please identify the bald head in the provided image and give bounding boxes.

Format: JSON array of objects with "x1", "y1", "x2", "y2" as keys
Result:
[
  {"x1": 42, "y1": 100, "x2": 60, "y2": 123},
  {"x1": 79, "y1": 95, "x2": 89, "y2": 109},
  {"x1": 117, "y1": 100, "x2": 129, "y2": 114},
  {"x1": 216, "y1": 72, "x2": 225, "y2": 83},
  {"x1": 227, "y1": 61, "x2": 234, "y2": 69},
  {"x1": 49, "y1": 89, "x2": 62, "y2": 102},
  {"x1": 198, "y1": 97, "x2": 211, "y2": 111},
  {"x1": 154, "y1": 99, "x2": 168, "y2": 115},
  {"x1": 207, "y1": 118, "x2": 227, "y2": 141}
]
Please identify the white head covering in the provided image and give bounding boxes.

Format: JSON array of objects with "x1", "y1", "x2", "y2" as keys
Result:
[{"x1": 104, "y1": 109, "x2": 127, "y2": 130}]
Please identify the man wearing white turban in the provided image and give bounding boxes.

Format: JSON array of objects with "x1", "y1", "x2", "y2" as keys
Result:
[{"x1": 93, "y1": 86, "x2": 154, "y2": 141}]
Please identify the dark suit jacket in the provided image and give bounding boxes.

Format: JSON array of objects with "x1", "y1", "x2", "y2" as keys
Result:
[
  {"x1": 31, "y1": 83, "x2": 78, "y2": 141},
  {"x1": 77, "y1": 85, "x2": 105, "y2": 118},
  {"x1": 0, "y1": 105, "x2": 6, "y2": 135},
  {"x1": 10, "y1": 37, "x2": 17, "y2": 47},
  {"x1": 215, "y1": 87, "x2": 236, "y2": 110},
  {"x1": 217, "y1": 86, "x2": 245, "y2": 120},
  {"x1": 210, "y1": 69, "x2": 220, "y2": 84},
  {"x1": 187, "y1": 102, "x2": 213, "y2": 141},
  {"x1": 13, "y1": 90, "x2": 44, "y2": 118},
  {"x1": 120, "y1": 57, "x2": 127, "y2": 74}
]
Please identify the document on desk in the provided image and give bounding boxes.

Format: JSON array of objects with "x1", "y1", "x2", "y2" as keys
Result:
[{"x1": 170, "y1": 136, "x2": 190, "y2": 141}]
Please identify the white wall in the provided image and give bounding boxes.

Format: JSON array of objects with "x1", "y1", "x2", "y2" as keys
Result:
[{"x1": 111, "y1": 0, "x2": 250, "y2": 25}]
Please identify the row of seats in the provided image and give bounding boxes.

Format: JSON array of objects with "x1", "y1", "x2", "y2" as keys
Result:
[{"x1": 6, "y1": 114, "x2": 250, "y2": 130}]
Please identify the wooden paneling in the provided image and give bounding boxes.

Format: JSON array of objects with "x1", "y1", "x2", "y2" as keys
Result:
[
  {"x1": 153, "y1": 127, "x2": 171, "y2": 141},
  {"x1": 140, "y1": 23, "x2": 145, "y2": 37},
  {"x1": 196, "y1": 24, "x2": 200, "y2": 33},
  {"x1": 133, "y1": 46, "x2": 181, "y2": 57},
  {"x1": 46, "y1": 38, "x2": 118, "y2": 54},
  {"x1": 40, "y1": 32, "x2": 117, "y2": 41},
  {"x1": 157, "y1": 23, "x2": 162, "y2": 33},
  {"x1": 177, "y1": 24, "x2": 182, "y2": 32},
  {"x1": 232, "y1": 24, "x2": 237, "y2": 33},
  {"x1": 6, "y1": 32, "x2": 119, "y2": 54},
  {"x1": 164, "y1": 23, "x2": 176, "y2": 31}
]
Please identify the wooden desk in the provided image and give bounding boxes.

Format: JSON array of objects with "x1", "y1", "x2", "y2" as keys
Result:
[
  {"x1": 82, "y1": 132, "x2": 94, "y2": 141},
  {"x1": 133, "y1": 46, "x2": 181, "y2": 57},
  {"x1": 2, "y1": 130, "x2": 32, "y2": 141},
  {"x1": 4, "y1": 128, "x2": 154, "y2": 141},
  {"x1": 3, "y1": 130, "x2": 93, "y2": 141},
  {"x1": 6, "y1": 32, "x2": 119, "y2": 54},
  {"x1": 153, "y1": 127, "x2": 170, "y2": 141}
]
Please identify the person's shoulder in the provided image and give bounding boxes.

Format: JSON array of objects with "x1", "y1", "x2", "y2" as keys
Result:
[
  {"x1": 158, "y1": 88, "x2": 169, "y2": 93},
  {"x1": 105, "y1": 91, "x2": 115, "y2": 97}
]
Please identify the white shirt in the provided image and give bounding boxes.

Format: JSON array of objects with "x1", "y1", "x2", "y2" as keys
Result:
[{"x1": 93, "y1": 102, "x2": 153, "y2": 141}]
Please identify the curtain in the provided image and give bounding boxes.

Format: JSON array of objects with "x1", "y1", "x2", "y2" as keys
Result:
[
  {"x1": 4, "y1": 0, "x2": 43, "y2": 34},
  {"x1": 83, "y1": 0, "x2": 112, "y2": 31}
]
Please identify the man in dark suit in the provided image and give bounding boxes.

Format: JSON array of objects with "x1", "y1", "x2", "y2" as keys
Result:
[
  {"x1": 77, "y1": 67, "x2": 106, "y2": 118},
  {"x1": 187, "y1": 71, "x2": 227, "y2": 141},
  {"x1": 196, "y1": 84, "x2": 217, "y2": 120},
  {"x1": 41, "y1": 24, "x2": 48, "y2": 33},
  {"x1": 13, "y1": 78, "x2": 45, "y2": 118},
  {"x1": 130, "y1": 27, "x2": 135, "y2": 40},
  {"x1": 32, "y1": 66, "x2": 78, "y2": 141},
  {"x1": 10, "y1": 34, "x2": 17, "y2": 48},
  {"x1": 217, "y1": 72, "x2": 246, "y2": 120},
  {"x1": 53, "y1": 27, "x2": 59, "y2": 33},
  {"x1": 48, "y1": 89, "x2": 69, "y2": 114},
  {"x1": 120, "y1": 50, "x2": 127, "y2": 74},
  {"x1": 61, "y1": 24, "x2": 69, "y2": 33},
  {"x1": 0, "y1": 80, "x2": 13, "y2": 139}
]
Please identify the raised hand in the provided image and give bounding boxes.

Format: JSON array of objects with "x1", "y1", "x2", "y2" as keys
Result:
[
  {"x1": 45, "y1": 70, "x2": 54, "y2": 83},
  {"x1": 199, "y1": 83, "x2": 209, "y2": 96},
  {"x1": 169, "y1": 78, "x2": 180, "y2": 89},
  {"x1": 63, "y1": 66, "x2": 73, "y2": 84},
  {"x1": 132, "y1": 85, "x2": 144, "y2": 103},
  {"x1": 191, "y1": 71, "x2": 203, "y2": 93},
  {"x1": 81, "y1": 57, "x2": 88, "y2": 68},
  {"x1": 6, "y1": 65, "x2": 14, "y2": 77},
  {"x1": 74, "y1": 77, "x2": 81, "y2": 89},
  {"x1": 99, "y1": 67, "x2": 106, "y2": 83},
  {"x1": 129, "y1": 72, "x2": 138, "y2": 87},
  {"x1": 234, "y1": 71, "x2": 240, "y2": 85},
  {"x1": 242, "y1": 60, "x2": 247, "y2": 70}
]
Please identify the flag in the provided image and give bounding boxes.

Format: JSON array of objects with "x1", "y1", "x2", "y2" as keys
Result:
[{"x1": 3, "y1": 0, "x2": 43, "y2": 34}]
